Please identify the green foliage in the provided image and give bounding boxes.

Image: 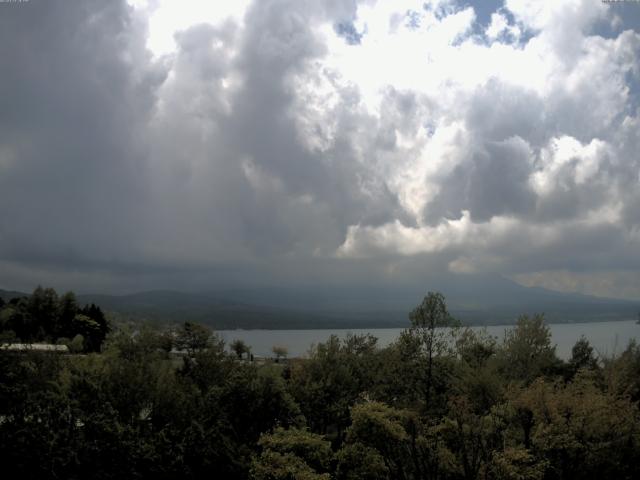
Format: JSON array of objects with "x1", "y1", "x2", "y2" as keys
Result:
[
  {"x1": 68, "y1": 333, "x2": 85, "y2": 353},
  {"x1": 408, "y1": 291, "x2": 460, "y2": 411},
  {"x1": 409, "y1": 291, "x2": 455, "y2": 331},
  {"x1": 498, "y1": 314, "x2": 558, "y2": 383},
  {"x1": 438, "y1": 395, "x2": 507, "y2": 479},
  {"x1": 175, "y1": 321, "x2": 212, "y2": 355},
  {"x1": 451, "y1": 328, "x2": 503, "y2": 415},
  {"x1": 251, "y1": 428, "x2": 332, "y2": 480},
  {"x1": 335, "y1": 443, "x2": 389, "y2": 480},
  {"x1": 508, "y1": 377, "x2": 640, "y2": 479},
  {"x1": 28, "y1": 286, "x2": 59, "y2": 337},
  {"x1": 1, "y1": 290, "x2": 638, "y2": 479},
  {"x1": 0, "y1": 286, "x2": 109, "y2": 352},
  {"x1": 603, "y1": 339, "x2": 640, "y2": 402},
  {"x1": 257, "y1": 427, "x2": 333, "y2": 472},
  {"x1": 250, "y1": 451, "x2": 330, "y2": 480},
  {"x1": 342, "y1": 402, "x2": 415, "y2": 479},
  {"x1": 273, "y1": 345, "x2": 288, "y2": 361},
  {"x1": 347, "y1": 401, "x2": 408, "y2": 447},
  {"x1": 455, "y1": 327, "x2": 498, "y2": 368},
  {"x1": 372, "y1": 329, "x2": 424, "y2": 406},
  {"x1": 231, "y1": 338, "x2": 251, "y2": 359},
  {"x1": 218, "y1": 365, "x2": 304, "y2": 445},
  {"x1": 488, "y1": 447, "x2": 547, "y2": 480},
  {"x1": 289, "y1": 334, "x2": 381, "y2": 437},
  {"x1": 566, "y1": 336, "x2": 600, "y2": 381}
]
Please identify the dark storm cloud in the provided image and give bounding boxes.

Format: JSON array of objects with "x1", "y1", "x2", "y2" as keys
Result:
[
  {"x1": 0, "y1": 0, "x2": 165, "y2": 272},
  {"x1": 466, "y1": 80, "x2": 547, "y2": 147},
  {"x1": 0, "y1": 0, "x2": 377, "y2": 286},
  {"x1": 423, "y1": 137, "x2": 536, "y2": 224}
]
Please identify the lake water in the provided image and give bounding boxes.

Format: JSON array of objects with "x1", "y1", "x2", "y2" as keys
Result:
[{"x1": 218, "y1": 320, "x2": 640, "y2": 359}]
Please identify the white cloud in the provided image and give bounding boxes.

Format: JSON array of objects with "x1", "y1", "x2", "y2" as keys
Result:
[
  {"x1": 505, "y1": 0, "x2": 605, "y2": 33},
  {"x1": 531, "y1": 136, "x2": 610, "y2": 195},
  {"x1": 148, "y1": 0, "x2": 639, "y2": 296},
  {"x1": 128, "y1": 0, "x2": 251, "y2": 56},
  {"x1": 486, "y1": 11, "x2": 521, "y2": 42}
]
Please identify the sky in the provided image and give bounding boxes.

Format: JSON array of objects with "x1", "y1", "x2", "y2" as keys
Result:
[{"x1": 0, "y1": 0, "x2": 639, "y2": 299}]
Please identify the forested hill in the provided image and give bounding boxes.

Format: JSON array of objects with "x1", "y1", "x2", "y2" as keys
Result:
[
  {"x1": 2, "y1": 298, "x2": 640, "y2": 479},
  {"x1": 0, "y1": 286, "x2": 109, "y2": 352},
  {"x1": 2, "y1": 276, "x2": 639, "y2": 329}
]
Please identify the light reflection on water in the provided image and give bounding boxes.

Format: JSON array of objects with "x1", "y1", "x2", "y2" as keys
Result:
[{"x1": 218, "y1": 320, "x2": 640, "y2": 359}]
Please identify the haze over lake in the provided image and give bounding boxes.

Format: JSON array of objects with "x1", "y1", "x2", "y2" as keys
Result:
[{"x1": 219, "y1": 320, "x2": 640, "y2": 359}]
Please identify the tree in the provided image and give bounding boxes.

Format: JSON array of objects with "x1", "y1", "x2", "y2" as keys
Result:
[
  {"x1": 452, "y1": 328, "x2": 502, "y2": 414},
  {"x1": 250, "y1": 451, "x2": 330, "y2": 480},
  {"x1": 488, "y1": 447, "x2": 547, "y2": 480},
  {"x1": 603, "y1": 340, "x2": 640, "y2": 403},
  {"x1": 218, "y1": 365, "x2": 304, "y2": 446},
  {"x1": 68, "y1": 333, "x2": 85, "y2": 353},
  {"x1": 179, "y1": 334, "x2": 230, "y2": 392},
  {"x1": 272, "y1": 345, "x2": 288, "y2": 362},
  {"x1": 231, "y1": 339, "x2": 250, "y2": 360},
  {"x1": 566, "y1": 336, "x2": 599, "y2": 380},
  {"x1": 250, "y1": 427, "x2": 332, "y2": 480},
  {"x1": 175, "y1": 322, "x2": 211, "y2": 356},
  {"x1": 499, "y1": 314, "x2": 557, "y2": 383},
  {"x1": 289, "y1": 335, "x2": 381, "y2": 437},
  {"x1": 2, "y1": 297, "x2": 30, "y2": 341},
  {"x1": 344, "y1": 402, "x2": 411, "y2": 479},
  {"x1": 439, "y1": 395, "x2": 507, "y2": 480},
  {"x1": 80, "y1": 303, "x2": 109, "y2": 350},
  {"x1": 57, "y1": 291, "x2": 78, "y2": 338},
  {"x1": 510, "y1": 377, "x2": 640, "y2": 479},
  {"x1": 409, "y1": 291, "x2": 458, "y2": 406},
  {"x1": 27, "y1": 285, "x2": 58, "y2": 340},
  {"x1": 0, "y1": 349, "x2": 76, "y2": 479},
  {"x1": 335, "y1": 443, "x2": 389, "y2": 480},
  {"x1": 72, "y1": 314, "x2": 102, "y2": 352},
  {"x1": 455, "y1": 327, "x2": 498, "y2": 369}
]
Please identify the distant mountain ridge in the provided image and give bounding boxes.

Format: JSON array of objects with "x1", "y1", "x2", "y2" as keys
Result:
[
  {"x1": 0, "y1": 289, "x2": 29, "y2": 301},
  {"x1": 2, "y1": 275, "x2": 639, "y2": 329}
]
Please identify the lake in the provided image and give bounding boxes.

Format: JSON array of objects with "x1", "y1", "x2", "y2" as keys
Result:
[{"x1": 218, "y1": 319, "x2": 640, "y2": 359}]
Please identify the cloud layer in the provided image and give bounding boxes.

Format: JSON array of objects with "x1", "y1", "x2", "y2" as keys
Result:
[{"x1": 0, "y1": 0, "x2": 639, "y2": 298}]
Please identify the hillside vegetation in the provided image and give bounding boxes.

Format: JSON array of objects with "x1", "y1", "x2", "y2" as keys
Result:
[
  {"x1": 0, "y1": 286, "x2": 108, "y2": 353},
  {"x1": 2, "y1": 290, "x2": 640, "y2": 479}
]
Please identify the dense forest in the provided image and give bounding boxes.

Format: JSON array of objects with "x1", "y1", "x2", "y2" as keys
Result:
[
  {"x1": 0, "y1": 286, "x2": 108, "y2": 353},
  {"x1": 1, "y1": 289, "x2": 640, "y2": 479}
]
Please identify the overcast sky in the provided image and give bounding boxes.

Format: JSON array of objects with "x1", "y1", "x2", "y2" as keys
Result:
[{"x1": 1, "y1": 0, "x2": 639, "y2": 299}]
